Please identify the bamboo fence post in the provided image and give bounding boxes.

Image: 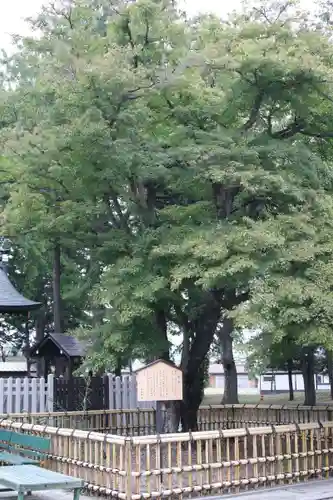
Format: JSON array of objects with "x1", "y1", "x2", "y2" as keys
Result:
[{"x1": 125, "y1": 437, "x2": 133, "y2": 500}]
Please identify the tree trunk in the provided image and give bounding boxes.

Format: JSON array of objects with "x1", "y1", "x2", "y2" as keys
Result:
[
  {"x1": 114, "y1": 361, "x2": 122, "y2": 377},
  {"x1": 35, "y1": 307, "x2": 47, "y2": 377},
  {"x1": 24, "y1": 316, "x2": 31, "y2": 376},
  {"x1": 180, "y1": 291, "x2": 222, "y2": 431},
  {"x1": 155, "y1": 309, "x2": 171, "y2": 362},
  {"x1": 165, "y1": 400, "x2": 181, "y2": 433},
  {"x1": 301, "y1": 347, "x2": 316, "y2": 406},
  {"x1": 53, "y1": 242, "x2": 62, "y2": 333},
  {"x1": 287, "y1": 359, "x2": 294, "y2": 401},
  {"x1": 181, "y1": 358, "x2": 208, "y2": 431},
  {"x1": 219, "y1": 317, "x2": 239, "y2": 404},
  {"x1": 326, "y1": 350, "x2": 333, "y2": 400}
]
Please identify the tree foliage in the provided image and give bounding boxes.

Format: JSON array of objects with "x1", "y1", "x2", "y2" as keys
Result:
[{"x1": 2, "y1": 0, "x2": 333, "y2": 424}]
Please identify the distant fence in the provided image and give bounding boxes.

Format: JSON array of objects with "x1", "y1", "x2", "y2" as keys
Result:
[
  {"x1": 54, "y1": 376, "x2": 110, "y2": 412},
  {"x1": 201, "y1": 404, "x2": 333, "y2": 428},
  {"x1": 0, "y1": 408, "x2": 156, "y2": 435},
  {"x1": 54, "y1": 374, "x2": 157, "y2": 411},
  {"x1": 3, "y1": 404, "x2": 333, "y2": 435},
  {"x1": 107, "y1": 374, "x2": 156, "y2": 410},
  {"x1": 2, "y1": 374, "x2": 332, "y2": 420},
  {"x1": 0, "y1": 374, "x2": 155, "y2": 413},
  {"x1": 1, "y1": 418, "x2": 333, "y2": 498},
  {"x1": 0, "y1": 376, "x2": 53, "y2": 413}
]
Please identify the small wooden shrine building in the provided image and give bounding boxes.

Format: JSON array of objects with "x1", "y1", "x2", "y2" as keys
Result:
[{"x1": 30, "y1": 333, "x2": 86, "y2": 380}]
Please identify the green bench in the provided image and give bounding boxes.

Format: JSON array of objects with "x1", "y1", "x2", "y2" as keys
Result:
[
  {"x1": 0, "y1": 464, "x2": 83, "y2": 499},
  {"x1": 0, "y1": 430, "x2": 50, "y2": 465},
  {"x1": 0, "y1": 431, "x2": 83, "y2": 499}
]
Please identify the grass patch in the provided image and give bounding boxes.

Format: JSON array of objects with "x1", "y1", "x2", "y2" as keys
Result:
[{"x1": 202, "y1": 391, "x2": 333, "y2": 406}]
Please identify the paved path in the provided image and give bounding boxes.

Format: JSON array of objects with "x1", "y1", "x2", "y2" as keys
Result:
[
  {"x1": 202, "y1": 480, "x2": 333, "y2": 500},
  {"x1": 1, "y1": 480, "x2": 333, "y2": 500},
  {"x1": 0, "y1": 490, "x2": 90, "y2": 499}
]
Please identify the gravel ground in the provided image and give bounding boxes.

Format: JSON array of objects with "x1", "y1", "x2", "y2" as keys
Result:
[
  {"x1": 0, "y1": 492, "x2": 90, "y2": 500},
  {"x1": 216, "y1": 478, "x2": 333, "y2": 499}
]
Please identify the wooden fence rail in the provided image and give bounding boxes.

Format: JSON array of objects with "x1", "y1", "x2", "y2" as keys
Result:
[
  {"x1": 0, "y1": 374, "x2": 157, "y2": 413},
  {"x1": 1, "y1": 419, "x2": 333, "y2": 498},
  {"x1": 3, "y1": 404, "x2": 333, "y2": 435},
  {"x1": 0, "y1": 376, "x2": 52, "y2": 413},
  {"x1": 0, "y1": 419, "x2": 128, "y2": 498},
  {"x1": 0, "y1": 408, "x2": 156, "y2": 434},
  {"x1": 198, "y1": 404, "x2": 333, "y2": 429}
]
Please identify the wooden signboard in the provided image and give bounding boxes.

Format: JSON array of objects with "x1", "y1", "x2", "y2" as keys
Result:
[{"x1": 136, "y1": 359, "x2": 183, "y2": 402}]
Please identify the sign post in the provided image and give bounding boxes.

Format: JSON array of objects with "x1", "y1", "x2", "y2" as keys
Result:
[
  {"x1": 155, "y1": 401, "x2": 164, "y2": 434},
  {"x1": 135, "y1": 360, "x2": 183, "y2": 433},
  {"x1": 135, "y1": 360, "x2": 183, "y2": 484}
]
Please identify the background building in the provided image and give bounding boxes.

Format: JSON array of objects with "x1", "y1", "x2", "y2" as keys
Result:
[{"x1": 207, "y1": 363, "x2": 330, "y2": 396}]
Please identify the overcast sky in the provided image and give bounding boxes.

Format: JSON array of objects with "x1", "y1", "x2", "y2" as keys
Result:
[
  {"x1": 0, "y1": 0, "x2": 318, "y2": 54},
  {"x1": 0, "y1": 0, "x2": 238, "y2": 53}
]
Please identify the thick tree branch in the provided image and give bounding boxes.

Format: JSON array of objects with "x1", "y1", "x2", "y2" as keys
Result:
[
  {"x1": 242, "y1": 88, "x2": 265, "y2": 130},
  {"x1": 269, "y1": 116, "x2": 304, "y2": 139},
  {"x1": 108, "y1": 191, "x2": 132, "y2": 235},
  {"x1": 89, "y1": 78, "x2": 154, "y2": 129},
  {"x1": 269, "y1": 115, "x2": 333, "y2": 140},
  {"x1": 123, "y1": 16, "x2": 139, "y2": 68},
  {"x1": 222, "y1": 290, "x2": 249, "y2": 310},
  {"x1": 143, "y1": 15, "x2": 150, "y2": 46},
  {"x1": 186, "y1": 291, "x2": 222, "y2": 375},
  {"x1": 49, "y1": 3, "x2": 74, "y2": 30},
  {"x1": 300, "y1": 129, "x2": 333, "y2": 138},
  {"x1": 212, "y1": 183, "x2": 240, "y2": 219}
]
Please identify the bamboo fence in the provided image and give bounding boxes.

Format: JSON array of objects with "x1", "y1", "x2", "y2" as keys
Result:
[
  {"x1": 0, "y1": 419, "x2": 128, "y2": 497},
  {"x1": 1, "y1": 419, "x2": 333, "y2": 498},
  {"x1": 1, "y1": 408, "x2": 156, "y2": 435},
  {"x1": 198, "y1": 404, "x2": 333, "y2": 429},
  {"x1": 2, "y1": 404, "x2": 333, "y2": 435}
]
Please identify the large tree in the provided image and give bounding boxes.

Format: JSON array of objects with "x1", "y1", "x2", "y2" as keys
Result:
[
  {"x1": 2, "y1": 0, "x2": 333, "y2": 427},
  {"x1": 90, "y1": 0, "x2": 333, "y2": 423}
]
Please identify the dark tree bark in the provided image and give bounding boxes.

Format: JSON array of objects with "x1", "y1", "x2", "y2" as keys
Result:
[
  {"x1": 326, "y1": 350, "x2": 333, "y2": 400},
  {"x1": 180, "y1": 291, "x2": 222, "y2": 431},
  {"x1": 287, "y1": 359, "x2": 294, "y2": 401},
  {"x1": 154, "y1": 290, "x2": 224, "y2": 432},
  {"x1": 35, "y1": 306, "x2": 47, "y2": 377},
  {"x1": 114, "y1": 358, "x2": 122, "y2": 377},
  {"x1": 155, "y1": 309, "x2": 170, "y2": 362},
  {"x1": 301, "y1": 347, "x2": 316, "y2": 406},
  {"x1": 53, "y1": 242, "x2": 62, "y2": 333},
  {"x1": 24, "y1": 316, "x2": 31, "y2": 376},
  {"x1": 181, "y1": 358, "x2": 208, "y2": 431},
  {"x1": 219, "y1": 317, "x2": 239, "y2": 404}
]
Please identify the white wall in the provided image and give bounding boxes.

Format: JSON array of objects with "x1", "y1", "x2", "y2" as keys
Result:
[
  {"x1": 260, "y1": 373, "x2": 305, "y2": 392},
  {"x1": 215, "y1": 374, "x2": 252, "y2": 389},
  {"x1": 316, "y1": 374, "x2": 330, "y2": 391},
  {"x1": 213, "y1": 373, "x2": 259, "y2": 394},
  {"x1": 258, "y1": 372, "x2": 333, "y2": 392},
  {"x1": 211, "y1": 364, "x2": 332, "y2": 395},
  {"x1": 205, "y1": 387, "x2": 260, "y2": 396}
]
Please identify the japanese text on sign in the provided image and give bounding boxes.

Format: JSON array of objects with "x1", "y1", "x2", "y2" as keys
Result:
[{"x1": 136, "y1": 361, "x2": 183, "y2": 401}]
